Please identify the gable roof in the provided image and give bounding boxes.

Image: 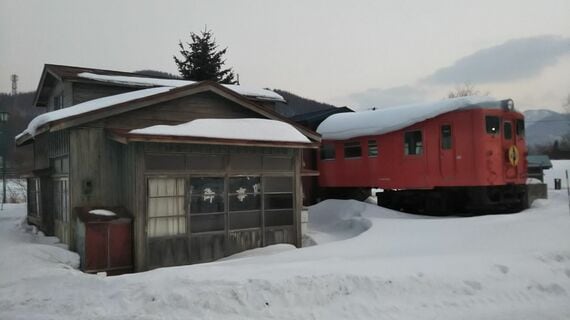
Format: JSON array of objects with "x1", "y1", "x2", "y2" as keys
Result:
[
  {"x1": 317, "y1": 96, "x2": 515, "y2": 140},
  {"x1": 108, "y1": 118, "x2": 316, "y2": 149},
  {"x1": 17, "y1": 80, "x2": 320, "y2": 146},
  {"x1": 33, "y1": 64, "x2": 285, "y2": 107}
]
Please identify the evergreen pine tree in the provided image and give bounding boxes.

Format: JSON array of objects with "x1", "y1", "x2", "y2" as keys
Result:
[{"x1": 173, "y1": 29, "x2": 237, "y2": 84}]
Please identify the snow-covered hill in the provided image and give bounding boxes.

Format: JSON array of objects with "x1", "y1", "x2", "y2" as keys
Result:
[
  {"x1": 524, "y1": 109, "x2": 570, "y2": 147},
  {"x1": 1, "y1": 191, "x2": 569, "y2": 319}
]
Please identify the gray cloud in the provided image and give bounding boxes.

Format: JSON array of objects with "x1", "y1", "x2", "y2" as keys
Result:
[
  {"x1": 425, "y1": 35, "x2": 570, "y2": 84},
  {"x1": 346, "y1": 85, "x2": 427, "y2": 109}
]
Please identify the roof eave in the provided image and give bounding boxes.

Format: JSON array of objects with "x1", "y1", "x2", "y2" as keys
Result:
[{"x1": 108, "y1": 130, "x2": 318, "y2": 149}]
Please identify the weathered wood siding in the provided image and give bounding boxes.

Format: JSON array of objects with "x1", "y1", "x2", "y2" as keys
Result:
[
  {"x1": 69, "y1": 127, "x2": 125, "y2": 208},
  {"x1": 100, "y1": 92, "x2": 262, "y2": 130},
  {"x1": 72, "y1": 82, "x2": 138, "y2": 105}
]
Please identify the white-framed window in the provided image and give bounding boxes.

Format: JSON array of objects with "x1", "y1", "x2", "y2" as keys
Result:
[{"x1": 147, "y1": 178, "x2": 186, "y2": 237}]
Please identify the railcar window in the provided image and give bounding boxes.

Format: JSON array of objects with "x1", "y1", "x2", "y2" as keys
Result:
[
  {"x1": 404, "y1": 131, "x2": 423, "y2": 155},
  {"x1": 504, "y1": 122, "x2": 513, "y2": 140},
  {"x1": 485, "y1": 116, "x2": 500, "y2": 135},
  {"x1": 320, "y1": 143, "x2": 335, "y2": 160},
  {"x1": 344, "y1": 141, "x2": 362, "y2": 158},
  {"x1": 368, "y1": 140, "x2": 378, "y2": 157},
  {"x1": 441, "y1": 125, "x2": 452, "y2": 149},
  {"x1": 516, "y1": 119, "x2": 525, "y2": 137}
]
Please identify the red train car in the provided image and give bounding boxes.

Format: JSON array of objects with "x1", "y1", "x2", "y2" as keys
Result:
[{"x1": 316, "y1": 97, "x2": 527, "y2": 214}]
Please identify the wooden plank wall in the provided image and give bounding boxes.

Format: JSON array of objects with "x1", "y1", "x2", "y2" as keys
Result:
[
  {"x1": 72, "y1": 82, "x2": 138, "y2": 105},
  {"x1": 102, "y1": 92, "x2": 262, "y2": 130},
  {"x1": 69, "y1": 127, "x2": 125, "y2": 208}
]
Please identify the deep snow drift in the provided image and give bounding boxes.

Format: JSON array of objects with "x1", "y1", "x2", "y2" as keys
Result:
[{"x1": 1, "y1": 192, "x2": 570, "y2": 319}]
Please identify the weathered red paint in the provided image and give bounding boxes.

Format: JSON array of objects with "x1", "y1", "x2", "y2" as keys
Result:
[{"x1": 318, "y1": 107, "x2": 527, "y2": 189}]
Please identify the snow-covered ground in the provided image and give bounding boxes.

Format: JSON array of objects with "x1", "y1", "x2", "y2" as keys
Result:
[
  {"x1": 0, "y1": 179, "x2": 27, "y2": 203},
  {"x1": 544, "y1": 160, "x2": 570, "y2": 189},
  {"x1": 1, "y1": 192, "x2": 570, "y2": 319}
]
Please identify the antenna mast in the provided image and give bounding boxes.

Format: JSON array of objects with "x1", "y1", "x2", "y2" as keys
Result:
[{"x1": 11, "y1": 74, "x2": 18, "y2": 95}]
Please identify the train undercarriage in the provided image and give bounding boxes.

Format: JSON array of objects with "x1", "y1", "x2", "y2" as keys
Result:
[
  {"x1": 376, "y1": 185, "x2": 528, "y2": 215},
  {"x1": 319, "y1": 184, "x2": 528, "y2": 215}
]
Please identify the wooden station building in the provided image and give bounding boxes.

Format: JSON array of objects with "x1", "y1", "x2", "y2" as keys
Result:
[{"x1": 17, "y1": 64, "x2": 320, "y2": 272}]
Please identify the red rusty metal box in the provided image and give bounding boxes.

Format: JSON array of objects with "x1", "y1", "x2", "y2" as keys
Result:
[{"x1": 75, "y1": 207, "x2": 133, "y2": 275}]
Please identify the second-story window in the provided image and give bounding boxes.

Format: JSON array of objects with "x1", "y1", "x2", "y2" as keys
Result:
[{"x1": 53, "y1": 95, "x2": 64, "y2": 110}]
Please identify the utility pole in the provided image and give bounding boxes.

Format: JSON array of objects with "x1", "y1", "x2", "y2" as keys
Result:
[
  {"x1": 0, "y1": 111, "x2": 9, "y2": 208},
  {"x1": 11, "y1": 74, "x2": 18, "y2": 96}
]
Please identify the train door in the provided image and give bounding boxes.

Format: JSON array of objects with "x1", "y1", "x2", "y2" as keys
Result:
[
  {"x1": 502, "y1": 120, "x2": 517, "y2": 179},
  {"x1": 439, "y1": 124, "x2": 455, "y2": 180}
]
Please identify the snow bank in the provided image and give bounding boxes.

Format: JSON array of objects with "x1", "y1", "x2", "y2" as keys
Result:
[
  {"x1": 129, "y1": 118, "x2": 311, "y2": 143},
  {"x1": 16, "y1": 87, "x2": 172, "y2": 139},
  {"x1": 544, "y1": 159, "x2": 570, "y2": 189},
  {"x1": 317, "y1": 96, "x2": 502, "y2": 140},
  {"x1": 1, "y1": 192, "x2": 570, "y2": 319},
  {"x1": 78, "y1": 72, "x2": 286, "y2": 102}
]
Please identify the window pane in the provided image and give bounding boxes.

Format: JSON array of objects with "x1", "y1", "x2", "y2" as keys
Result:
[
  {"x1": 230, "y1": 211, "x2": 261, "y2": 229},
  {"x1": 441, "y1": 125, "x2": 452, "y2": 149},
  {"x1": 229, "y1": 176, "x2": 261, "y2": 193},
  {"x1": 516, "y1": 119, "x2": 525, "y2": 137},
  {"x1": 187, "y1": 154, "x2": 225, "y2": 170},
  {"x1": 265, "y1": 210, "x2": 293, "y2": 227},
  {"x1": 190, "y1": 195, "x2": 224, "y2": 213},
  {"x1": 149, "y1": 178, "x2": 185, "y2": 197},
  {"x1": 190, "y1": 214, "x2": 225, "y2": 233},
  {"x1": 368, "y1": 140, "x2": 378, "y2": 157},
  {"x1": 264, "y1": 157, "x2": 292, "y2": 170},
  {"x1": 485, "y1": 116, "x2": 500, "y2": 134},
  {"x1": 320, "y1": 143, "x2": 335, "y2": 160},
  {"x1": 190, "y1": 177, "x2": 224, "y2": 195},
  {"x1": 263, "y1": 177, "x2": 293, "y2": 193},
  {"x1": 265, "y1": 194, "x2": 293, "y2": 209},
  {"x1": 145, "y1": 154, "x2": 185, "y2": 170},
  {"x1": 229, "y1": 194, "x2": 261, "y2": 211},
  {"x1": 344, "y1": 141, "x2": 361, "y2": 158},
  {"x1": 404, "y1": 131, "x2": 423, "y2": 155},
  {"x1": 504, "y1": 122, "x2": 513, "y2": 140},
  {"x1": 148, "y1": 217, "x2": 186, "y2": 237},
  {"x1": 148, "y1": 197, "x2": 184, "y2": 217},
  {"x1": 230, "y1": 154, "x2": 262, "y2": 170}
]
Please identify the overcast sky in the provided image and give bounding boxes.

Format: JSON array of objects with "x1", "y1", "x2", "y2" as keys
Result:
[{"x1": 1, "y1": 0, "x2": 569, "y2": 111}]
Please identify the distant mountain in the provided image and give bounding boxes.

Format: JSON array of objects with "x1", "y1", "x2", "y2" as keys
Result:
[{"x1": 524, "y1": 109, "x2": 570, "y2": 147}]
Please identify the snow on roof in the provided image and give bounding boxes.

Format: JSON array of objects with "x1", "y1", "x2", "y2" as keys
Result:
[
  {"x1": 89, "y1": 209, "x2": 117, "y2": 217},
  {"x1": 78, "y1": 72, "x2": 286, "y2": 102},
  {"x1": 16, "y1": 87, "x2": 172, "y2": 140},
  {"x1": 317, "y1": 96, "x2": 504, "y2": 140},
  {"x1": 129, "y1": 118, "x2": 311, "y2": 144}
]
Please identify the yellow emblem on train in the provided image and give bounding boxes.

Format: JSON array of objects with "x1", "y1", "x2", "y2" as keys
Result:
[{"x1": 508, "y1": 145, "x2": 519, "y2": 166}]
